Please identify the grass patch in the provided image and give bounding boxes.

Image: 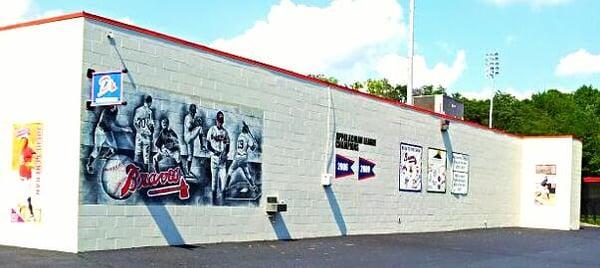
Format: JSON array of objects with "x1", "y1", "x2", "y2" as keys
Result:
[{"x1": 581, "y1": 215, "x2": 600, "y2": 225}]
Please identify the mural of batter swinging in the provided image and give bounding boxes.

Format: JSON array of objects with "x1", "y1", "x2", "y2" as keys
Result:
[
  {"x1": 80, "y1": 88, "x2": 263, "y2": 207},
  {"x1": 225, "y1": 121, "x2": 259, "y2": 196}
]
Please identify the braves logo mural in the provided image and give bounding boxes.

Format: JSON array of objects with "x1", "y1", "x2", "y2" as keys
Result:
[{"x1": 81, "y1": 89, "x2": 263, "y2": 206}]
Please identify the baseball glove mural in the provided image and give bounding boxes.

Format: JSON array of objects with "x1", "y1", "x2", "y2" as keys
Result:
[{"x1": 80, "y1": 86, "x2": 263, "y2": 206}]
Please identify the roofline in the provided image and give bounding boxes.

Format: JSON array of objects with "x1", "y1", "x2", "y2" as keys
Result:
[{"x1": 0, "y1": 12, "x2": 580, "y2": 142}]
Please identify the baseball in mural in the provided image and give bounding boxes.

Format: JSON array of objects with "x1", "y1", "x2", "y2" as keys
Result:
[
  {"x1": 427, "y1": 148, "x2": 447, "y2": 193},
  {"x1": 451, "y1": 153, "x2": 469, "y2": 195},
  {"x1": 399, "y1": 143, "x2": 423, "y2": 192},
  {"x1": 10, "y1": 123, "x2": 43, "y2": 223},
  {"x1": 81, "y1": 88, "x2": 263, "y2": 206},
  {"x1": 534, "y1": 164, "x2": 557, "y2": 206}
]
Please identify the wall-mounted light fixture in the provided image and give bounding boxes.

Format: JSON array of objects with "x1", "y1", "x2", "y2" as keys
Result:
[{"x1": 441, "y1": 119, "x2": 450, "y2": 132}]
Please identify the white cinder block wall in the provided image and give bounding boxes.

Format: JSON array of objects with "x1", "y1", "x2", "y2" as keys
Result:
[
  {"x1": 77, "y1": 18, "x2": 526, "y2": 251},
  {"x1": 0, "y1": 18, "x2": 84, "y2": 253}
]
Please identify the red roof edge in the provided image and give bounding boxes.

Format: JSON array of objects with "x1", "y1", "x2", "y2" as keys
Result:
[
  {"x1": 0, "y1": 12, "x2": 581, "y2": 142},
  {"x1": 583, "y1": 177, "x2": 600, "y2": 183},
  {"x1": 0, "y1": 12, "x2": 85, "y2": 31}
]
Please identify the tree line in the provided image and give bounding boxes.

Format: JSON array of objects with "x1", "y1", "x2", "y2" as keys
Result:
[{"x1": 308, "y1": 74, "x2": 600, "y2": 176}]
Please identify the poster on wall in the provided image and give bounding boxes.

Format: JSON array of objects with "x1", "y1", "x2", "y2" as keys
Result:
[
  {"x1": 451, "y1": 153, "x2": 469, "y2": 195},
  {"x1": 10, "y1": 123, "x2": 43, "y2": 223},
  {"x1": 399, "y1": 143, "x2": 422, "y2": 192},
  {"x1": 534, "y1": 164, "x2": 557, "y2": 206},
  {"x1": 334, "y1": 132, "x2": 377, "y2": 181},
  {"x1": 427, "y1": 148, "x2": 447, "y2": 193},
  {"x1": 80, "y1": 87, "x2": 263, "y2": 207}
]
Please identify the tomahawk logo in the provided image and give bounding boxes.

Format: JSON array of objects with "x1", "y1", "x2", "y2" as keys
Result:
[
  {"x1": 118, "y1": 164, "x2": 190, "y2": 200},
  {"x1": 97, "y1": 75, "x2": 117, "y2": 97}
]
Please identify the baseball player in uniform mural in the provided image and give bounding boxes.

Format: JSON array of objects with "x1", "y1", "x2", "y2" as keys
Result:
[
  {"x1": 18, "y1": 135, "x2": 36, "y2": 219},
  {"x1": 225, "y1": 121, "x2": 258, "y2": 193},
  {"x1": 153, "y1": 117, "x2": 183, "y2": 173},
  {"x1": 133, "y1": 95, "x2": 155, "y2": 171},
  {"x1": 207, "y1": 111, "x2": 230, "y2": 203},
  {"x1": 86, "y1": 105, "x2": 132, "y2": 174},
  {"x1": 183, "y1": 104, "x2": 205, "y2": 177}
]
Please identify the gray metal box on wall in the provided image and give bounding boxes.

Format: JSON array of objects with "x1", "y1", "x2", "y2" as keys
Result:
[{"x1": 413, "y1": 94, "x2": 464, "y2": 119}]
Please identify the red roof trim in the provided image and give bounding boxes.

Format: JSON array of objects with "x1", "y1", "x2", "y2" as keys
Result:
[
  {"x1": 0, "y1": 12, "x2": 85, "y2": 31},
  {"x1": 584, "y1": 177, "x2": 600, "y2": 183},
  {"x1": 0, "y1": 12, "x2": 579, "y2": 141}
]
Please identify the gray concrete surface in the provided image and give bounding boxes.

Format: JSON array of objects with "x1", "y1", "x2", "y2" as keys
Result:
[{"x1": 1, "y1": 227, "x2": 599, "y2": 268}]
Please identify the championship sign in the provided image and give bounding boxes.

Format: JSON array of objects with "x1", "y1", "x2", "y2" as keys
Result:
[{"x1": 91, "y1": 71, "x2": 124, "y2": 106}]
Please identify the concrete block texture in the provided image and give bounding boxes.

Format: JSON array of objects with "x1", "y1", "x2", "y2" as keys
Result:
[{"x1": 76, "y1": 19, "x2": 575, "y2": 252}]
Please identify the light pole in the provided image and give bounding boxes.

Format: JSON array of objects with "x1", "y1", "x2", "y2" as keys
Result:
[
  {"x1": 485, "y1": 52, "x2": 500, "y2": 128},
  {"x1": 407, "y1": 0, "x2": 415, "y2": 105}
]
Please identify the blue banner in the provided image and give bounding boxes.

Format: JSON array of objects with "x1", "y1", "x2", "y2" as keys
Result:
[
  {"x1": 91, "y1": 71, "x2": 123, "y2": 106},
  {"x1": 358, "y1": 157, "x2": 376, "y2": 180},
  {"x1": 335, "y1": 154, "x2": 355, "y2": 179}
]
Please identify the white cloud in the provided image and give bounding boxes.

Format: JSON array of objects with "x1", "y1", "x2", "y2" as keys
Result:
[
  {"x1": 555, "y1": 49, "x2": 600, "y2": 76},
  {"x1": 117, "y1": 17, "x2": 134, "y2": 25},
  {"x1": 376, "y1": 50, "x2": 467, "y2": 88},
  {"x1": 486, "y1": 0, "x2": 572, "y2": 7},
  {"x1": 212, "y1": 0, "x2": 466, "y2": 88},
  {"x1": 0, "y1": 0, "x2": 64, "y2": 26},
  {"x1": 0, "y1": 0, "x2": 32, "y2": 26}
]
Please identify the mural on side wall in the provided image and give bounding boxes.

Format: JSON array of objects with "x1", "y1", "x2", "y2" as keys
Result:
[
  {"x1": 534, "y1": 164, "x2": 557, "y2": 206},
  {"x1": 427, "y1": 148, "x2": 447, "y2": 193},
  {"x1": 451, "y1": 153, "x2": 469, "y2": 195},
  {"x1": 10, "y1": 123, "x2": 43, "y2": 223},
  {"x1": 81, "y1": 87, "x2": 263, "y2": 206},
  {"x1": 399, "y1": 143, "x2": 422, "y2": 192}
]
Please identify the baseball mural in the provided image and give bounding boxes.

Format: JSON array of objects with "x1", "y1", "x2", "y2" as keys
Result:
[{"x1": 81, "y1": 86, "x2": 263, "y2": 206}]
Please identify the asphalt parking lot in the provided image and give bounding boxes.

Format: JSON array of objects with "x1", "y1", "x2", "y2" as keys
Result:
[{"x1": 1, "y1": 227, "x2": 599, "y2": 268}]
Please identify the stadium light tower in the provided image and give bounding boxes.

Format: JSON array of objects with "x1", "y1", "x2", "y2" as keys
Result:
[
  {"x1": 485, "y1": 52, "x2": 500, "y2": 128},
  {"x1": 407, "y1": 0, "x2": 415, "y2": 105}
]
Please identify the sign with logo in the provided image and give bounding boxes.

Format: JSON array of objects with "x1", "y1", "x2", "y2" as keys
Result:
[
  {"x1": 358, "y1": 157, "x2": 376, "y2": 180},
  {"x1": 91, "y1": 71, "x2": 124, "y2": 106},
  {"x1": 335, "y1": 154, "x2": 355, "y2": 179}
]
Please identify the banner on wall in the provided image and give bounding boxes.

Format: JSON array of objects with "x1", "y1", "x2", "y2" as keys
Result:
[
  {"x1": 358, "y1": 157, "x2": 376, "y2": 180},
  {"x1": 427, "y1": 148, "x2": 447, "y2": 193},
  {"x1": 334, "y1": 132, "x2": 377, "y2": 181},
  {"x1": 335, "y1": 154, "x2": 355, "y2": 179},
  {"x1": 399, "y1": 143, "x2": 422, "y2": 192},
  {"x1": 81, "y1": 88, "x2": 263, "y2": 207},
  {"x1": 10, "y1": 123, "x2": 43, "y2": 223},
  {"x1": 451, "y1": 153, "x2": 469, "y2": 195},
  {"x1": 534, "y1": 164, "x2": 557, "y2": 206}
]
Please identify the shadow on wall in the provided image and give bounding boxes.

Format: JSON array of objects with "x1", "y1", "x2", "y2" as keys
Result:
[
  {"x1": 325, "y1": 187, "x2": 347, "y2": 236},
  {"x1": 269, "y1": 213, "x2": 292, "y2": 240},
  {"x1": 146, "y1": 205, "x2": 186, "y2": 246}
]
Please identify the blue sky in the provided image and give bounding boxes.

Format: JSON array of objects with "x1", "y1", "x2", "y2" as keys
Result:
[{"x1": 1, "y1": 0, "x2": 599, "y2": 99}]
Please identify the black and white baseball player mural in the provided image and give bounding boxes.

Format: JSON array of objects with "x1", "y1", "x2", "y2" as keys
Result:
[{"x1": 80, "y1": 87, "x2": 263, "y2": 206}]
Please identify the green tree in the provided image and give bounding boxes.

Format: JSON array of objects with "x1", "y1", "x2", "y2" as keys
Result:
[{"x1": 364, "y1": 78, "x2": 407, "y2": 101}]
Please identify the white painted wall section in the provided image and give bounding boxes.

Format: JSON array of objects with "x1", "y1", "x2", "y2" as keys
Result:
[{"x1": 0, "y1": 18, "x2": 84, "y2": 253}]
